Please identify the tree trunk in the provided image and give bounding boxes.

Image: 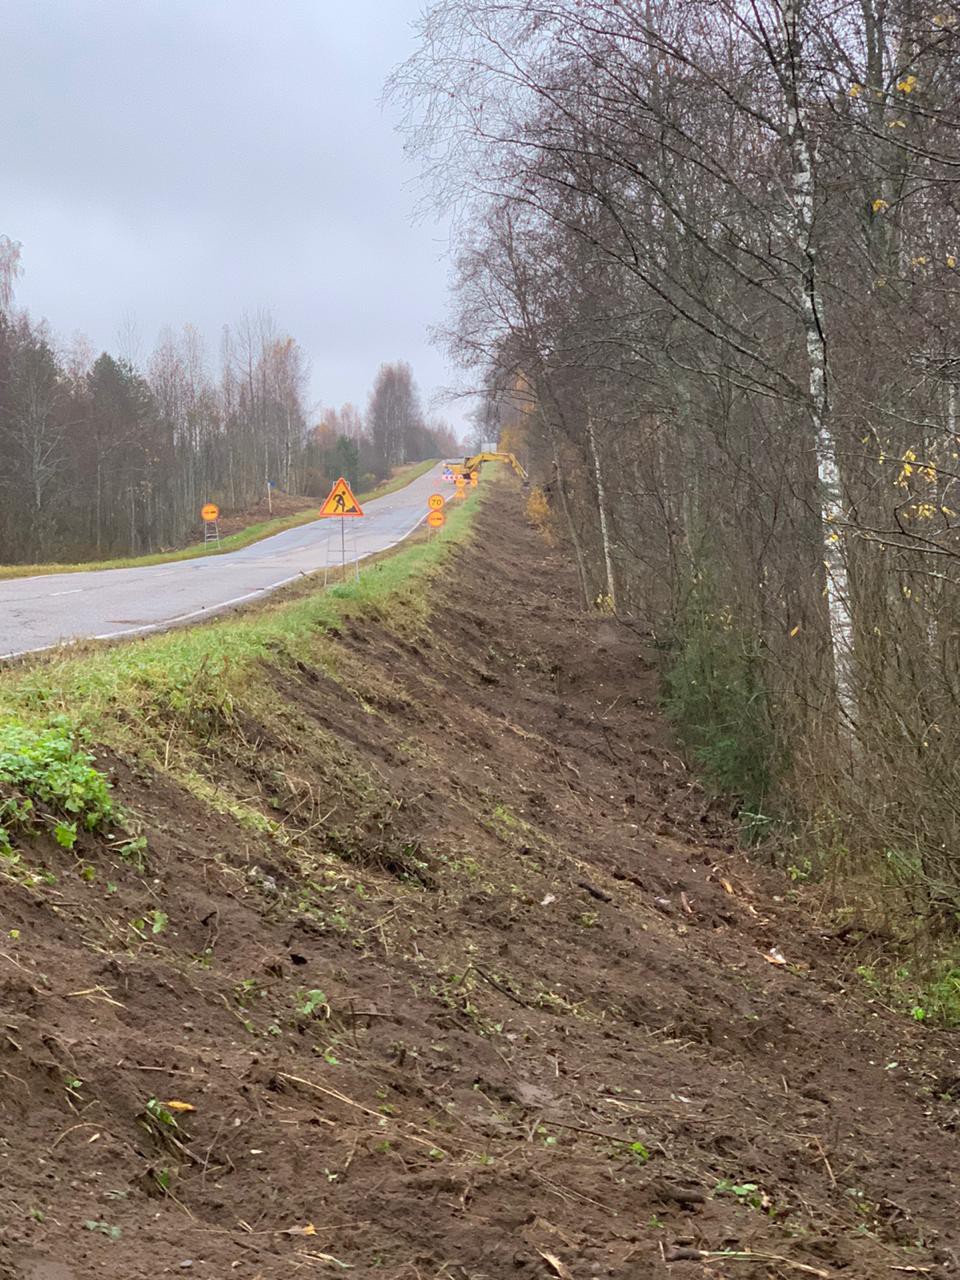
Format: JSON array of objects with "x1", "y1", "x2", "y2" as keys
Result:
[
  {"x1": 780, "y1": 0, "x2": 856, "y2": 722},
  {"x1": 587, "y1": 415, "x2": 617, "y2": 612},
  {"x1": 553, "y1": 442, "x2": 590, "y2": 610}
]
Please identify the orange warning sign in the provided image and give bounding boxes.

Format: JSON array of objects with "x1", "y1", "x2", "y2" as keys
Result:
[
  {"x1": 319, "y1": 477, "x2": 364, "y2": 518},
  {"x1": 469, "y1": 471, "x2": 478, "y2": 487},
  {"x1": 427, "y1": 509, "x2": 445, "y2": 528},
  {"x1": 428, "y1": 493, "x2": 445, "y2": 511},
  {"x1": 454, "y1": 473, "x2": 466, "y2": 487},
  {"x1": 201, "y1": 503, "x2": 220, "y2": 522}
]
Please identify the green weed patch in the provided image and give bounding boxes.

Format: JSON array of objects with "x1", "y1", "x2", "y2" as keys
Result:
[{"x1": 0, "y1": 719, "x2": 113, "y2": 854}]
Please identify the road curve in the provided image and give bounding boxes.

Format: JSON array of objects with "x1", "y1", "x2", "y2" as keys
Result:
[{"x1": 0, "y1": 464, "x2": 450, "y2": 660}]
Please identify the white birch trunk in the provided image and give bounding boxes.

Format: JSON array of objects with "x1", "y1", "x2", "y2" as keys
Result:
[
  {"x1": 781, "y1": 0, "x2": 856, "y2": 722},
  {"x1": 587, "y1": 415, "x2": 617, "y2": 611}
]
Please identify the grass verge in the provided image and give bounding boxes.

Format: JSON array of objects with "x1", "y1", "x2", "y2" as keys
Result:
[
  {"x1": 0, "y1": 485, "x2": 479, "y2": 744},
  {"x1": 0, "y1": 459, "x2": 439, "y2": 581}
]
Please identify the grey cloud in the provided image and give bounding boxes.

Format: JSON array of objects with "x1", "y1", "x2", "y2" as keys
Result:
[{"x1": 1, "y1": 0, "x2": 468, "y2": 424}]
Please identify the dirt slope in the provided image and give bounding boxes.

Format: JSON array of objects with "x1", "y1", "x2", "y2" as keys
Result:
[{"x1": 1, "y1": 484, "x2": 957, "y2": 1280}]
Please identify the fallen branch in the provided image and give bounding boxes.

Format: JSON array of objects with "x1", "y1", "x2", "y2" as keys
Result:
[
  {"x1": 277, "y1": 1072, "x2": 455, "y2": 1159},
  {"x1": 295, "y1": 1250, "x2": 352, "y2": 1269},
  {"x1": 576, "y1": 879, "x2": 613, "y2": 903},
  {"x1": 470, "y1": 964, "x2": 530, "y2": 1007},
  {"x1": 667, "y1": 1249, "x2": 829, "y2": 1277},
  {"x1": 51, "y1": 1121, "x2": 100, "y2": 1150},
  {"x1": 538, "y1": 1115, "x2": 651, "y2": 1148},
  {"x1": 66, "y1": 985, "x2": 125, "y2": 1007}
]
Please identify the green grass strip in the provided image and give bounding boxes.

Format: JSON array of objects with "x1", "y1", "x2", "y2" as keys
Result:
[
  {"x1": 0, "y1": 485, "x2": 480, "y2": 739},
  {"x1": 0, "y1": 460, "x2": 439, "y2": 581}
]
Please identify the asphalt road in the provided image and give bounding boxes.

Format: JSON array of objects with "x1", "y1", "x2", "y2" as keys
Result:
[{"x1": 0, "y1": 463, "x2": 451, "y2": 660}]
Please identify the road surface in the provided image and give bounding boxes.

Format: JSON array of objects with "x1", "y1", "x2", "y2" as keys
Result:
[{"x1": 0, "y1": 463, "x2": 450, "y2": 660}]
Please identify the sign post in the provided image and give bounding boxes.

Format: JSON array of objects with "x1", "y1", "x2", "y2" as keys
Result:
[
  {"x1": 318, "y1": 477, "x2": 364, "y2": 580},
  {"x1": 201, "y1": 502, "x2": 220, "y2": 547},
  {"x1": 426, "y1": 493, "x2": 445, "y2": 538}
]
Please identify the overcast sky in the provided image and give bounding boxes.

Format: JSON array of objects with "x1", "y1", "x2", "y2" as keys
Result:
[{"x1": 1, "y1": 0, "x2": 470, "y2": 430}]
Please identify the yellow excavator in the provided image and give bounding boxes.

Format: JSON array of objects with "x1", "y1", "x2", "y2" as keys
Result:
[{"x1": 445, "y1": 451, "x2": 529, "y2": 483}]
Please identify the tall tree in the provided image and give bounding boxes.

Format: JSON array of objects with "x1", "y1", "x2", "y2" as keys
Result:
[{"x1": 367, "y1": 362, "x2": 424, "y2": 475}]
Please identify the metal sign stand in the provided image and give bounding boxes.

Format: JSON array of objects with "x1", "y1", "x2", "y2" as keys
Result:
[
  {"x1": 352, "y1": 523, "x2": 361, "y2": 581},
  {"x1": 338, "y1": 519, "x2": 361, "y2": 582},
  {"x1": 203, "y1": 519, "x2": 221, "y2": 547}
]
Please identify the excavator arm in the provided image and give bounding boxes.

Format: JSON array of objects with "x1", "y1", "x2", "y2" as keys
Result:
[{"x1": 445, "y1": 451, "x2": 529, "y2": 482}]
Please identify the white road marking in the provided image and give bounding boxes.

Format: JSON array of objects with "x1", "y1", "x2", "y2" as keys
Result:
[
  {"x1": 92, "y1": 586, "x2": 274, "y2": 640},
  {"x1": 0, "y1": 640, "x2": 68, "y2": 661},
  {"x1": 50, "y1": 589, "x2": 82, "y2": 597}
]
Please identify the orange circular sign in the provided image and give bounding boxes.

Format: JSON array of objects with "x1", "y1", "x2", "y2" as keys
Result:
[
  {"x1": 454, "y1": 474, "x2": 466, "y2": 487},
  {"x1": 428, "y1": 493, "x2": 445, "y2": 511},
  {"x1": 427, "y1": 509, "x2": 445, "y2": 528},
  {"x1": 201, "y1": 503, "x2": 220, "y2": 522}
]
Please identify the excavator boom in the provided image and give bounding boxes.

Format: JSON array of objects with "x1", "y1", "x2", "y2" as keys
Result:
[{"x1": 445, "y1": 451, "x2": 529, "y2": 482}]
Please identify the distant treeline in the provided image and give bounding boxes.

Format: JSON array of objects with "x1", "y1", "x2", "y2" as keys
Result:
[{"x1": 0, "y1": 244, "x2": 455, "y2": 563}]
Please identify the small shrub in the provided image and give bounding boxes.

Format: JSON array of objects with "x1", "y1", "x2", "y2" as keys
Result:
[
  {"x1": 662, "y1": 582, "x2": 780, "y2": 831},
  {"x1": 526, "y1": 486, "x2": 555, "y2": 544}
]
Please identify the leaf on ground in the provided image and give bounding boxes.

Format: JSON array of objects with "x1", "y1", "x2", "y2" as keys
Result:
[{"x1": 164, "y1": 1100, "x2": 196, "y2": 1112}]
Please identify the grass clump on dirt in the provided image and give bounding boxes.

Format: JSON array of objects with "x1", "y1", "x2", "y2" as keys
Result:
[
  {"x1": 857, "y1": 957, "x2": 960, "y2": 1028},
  {"x1": 0, "y1": 459, "x2": 438, "y2": 581},
  {"x1": 0, "y1": 718, "x2": 114, "y2": 854}
]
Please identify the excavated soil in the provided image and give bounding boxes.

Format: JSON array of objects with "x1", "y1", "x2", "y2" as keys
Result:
[{"x1": 0, "y1": 484, "x2": 957, "y2": 1280}]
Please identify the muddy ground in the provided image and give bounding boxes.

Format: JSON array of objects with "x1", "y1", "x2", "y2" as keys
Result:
[{"x1": 0, "y1": 483, "x2": 957, "y2": 1280}]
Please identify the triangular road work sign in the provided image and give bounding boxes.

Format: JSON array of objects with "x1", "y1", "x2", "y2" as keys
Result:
[{"x1": 319, "y1": 477, "x2": 364, "y2": 518}]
